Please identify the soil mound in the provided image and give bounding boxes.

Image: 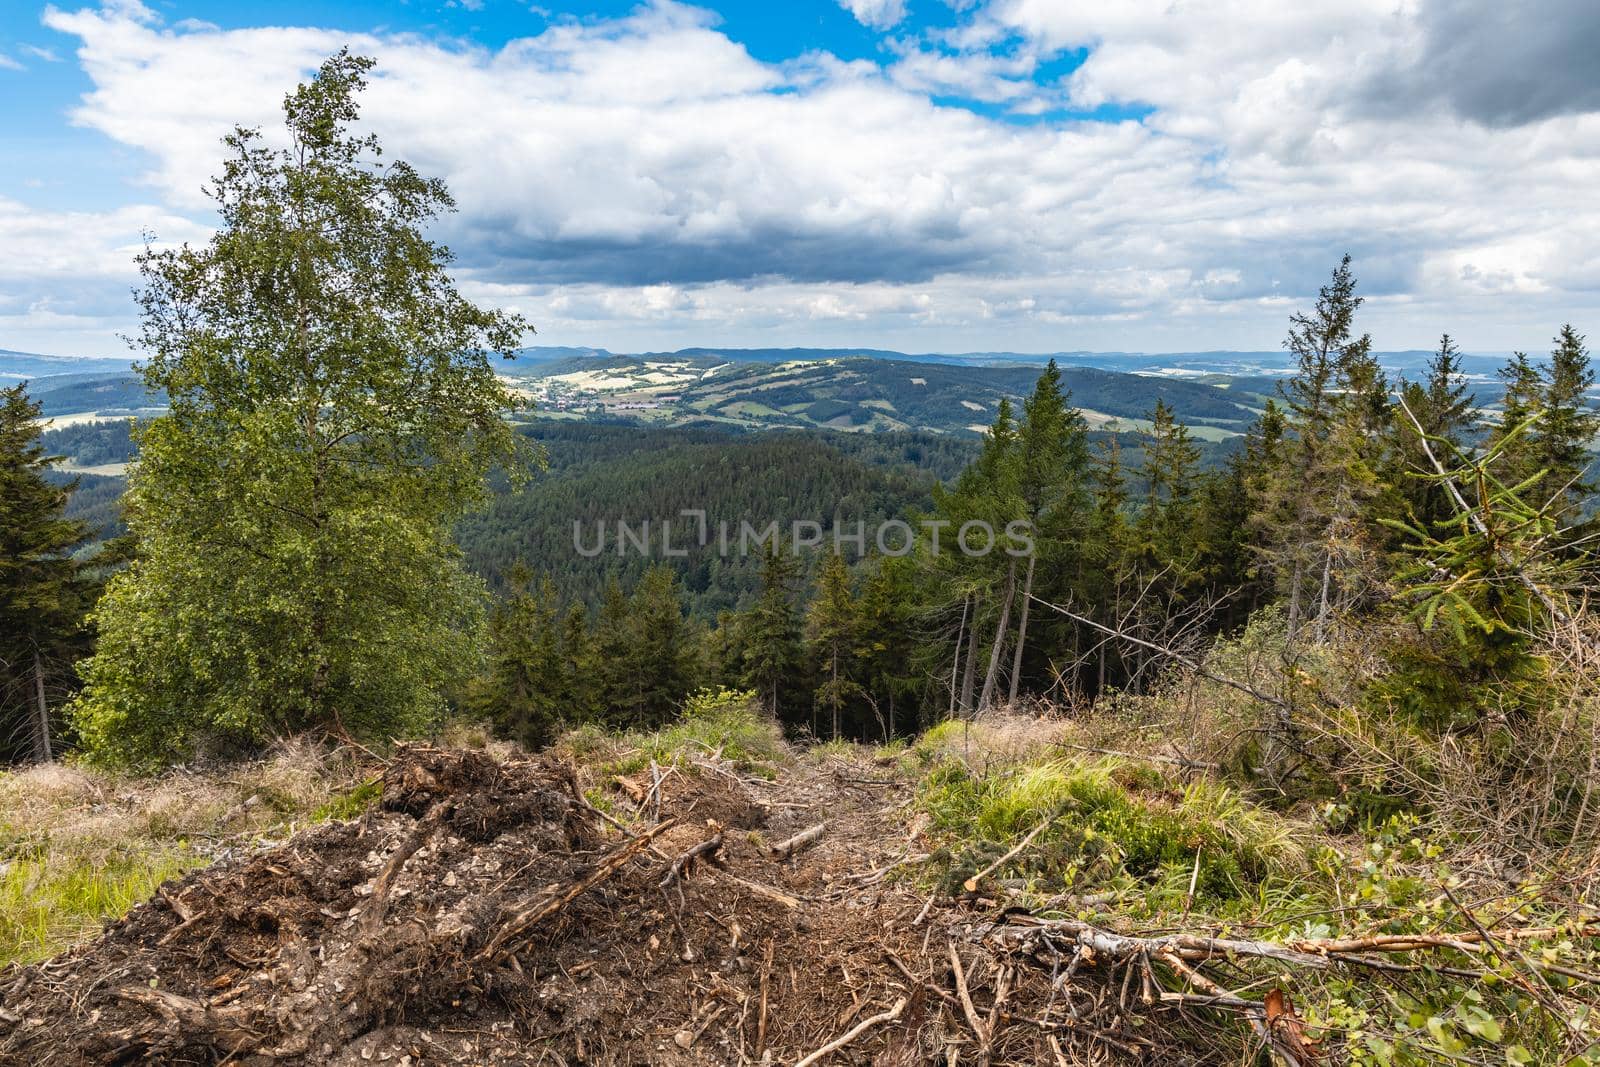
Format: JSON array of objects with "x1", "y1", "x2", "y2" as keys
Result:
[{"x1": 0, "y1": 748, "x2": 956, "y2": 1066}]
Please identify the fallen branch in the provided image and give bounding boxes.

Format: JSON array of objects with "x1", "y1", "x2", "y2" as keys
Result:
[
  {"x1": 477, "y1": 819, "x2": 677, "y2": 963},
  {"x1": 963, "y1": 816, "x2": 1054, "y2": 893},
  {"x1": 791, "y1": 996, "x2": 908, "y2": 1067},
  {"x1": 769, "y1": 821, "x2": 828, "y2": 861},
  {"x1": 659, "y1": 830, "x2": 724, "y2": 889}
]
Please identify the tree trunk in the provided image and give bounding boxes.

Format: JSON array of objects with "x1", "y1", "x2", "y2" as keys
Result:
[
  {"x1": 830, "y1": 649, "x2": 840, "y2": 741},
  {"x1": 979, "y1": 560, "x2": 1017, "y2": 713},
  {"x1": 1286, "y1": 554, "x2": 1305, "y2": 643},
  {"x1": 1314, "y1": 542, "x2": 1333, "y2": 644},
  {"x1": 1007, "y1": 554, "x2": 1036, "y2": 707},
  {"x1": 948, "y1": 593, "x2": 968, "y2": 719},
  {"x1": 32, "y1": 647, "x2": 53, "y2": 764},
  {"x1": 958, "y1": 598, "x2": 981, "y2": 716}
]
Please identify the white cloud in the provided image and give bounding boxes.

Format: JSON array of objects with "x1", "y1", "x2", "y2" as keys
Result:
[
  {"x1": 0, "y1": 53, "x2": 23, "y2": 71},
  {"x1": 837, "y1": 0, "x2": 907, "y2": 31},
  {"x1": 7, "y1": 0, "x2": 1600, "y2": 358}
]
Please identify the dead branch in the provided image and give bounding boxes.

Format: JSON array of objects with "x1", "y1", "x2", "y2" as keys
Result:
[
  {"x1": 963, "y1": 816, "x2": 1054, "y2": 893},
  {"x1": 659, "y1": 830, "x2": 725, "y2": 890},
  {"x1": 769, "y1": 821, "x2": 828, "y2": 861},
  {"x1": 791, "y1": 995, "x2": 908, "y2": 1067}
]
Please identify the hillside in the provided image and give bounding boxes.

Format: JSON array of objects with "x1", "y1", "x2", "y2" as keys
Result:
[
  {"x1": 456, "y1": 422, "x2": 975, "y2": 616},
  {"x1": 515, "y1": 354, "x2": 1263, "y2": 440}
]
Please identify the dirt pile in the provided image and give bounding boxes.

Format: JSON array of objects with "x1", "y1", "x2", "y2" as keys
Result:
[
  {"x1": 2, "y1": 745, "x2": 1214, "y2": 1065},
  {"x1": 0, "y1": 748, "x2": 924, "y2": 1065}
]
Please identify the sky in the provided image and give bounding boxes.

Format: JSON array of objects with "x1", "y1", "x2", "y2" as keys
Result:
[{"x1": 2, "y1": 0, "x2": 1600, "y2": 359}]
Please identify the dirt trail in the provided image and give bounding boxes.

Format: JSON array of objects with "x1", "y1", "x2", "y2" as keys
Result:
[{"x1": 0, "y1": 745, "x2": 1160, "y2": 1065}]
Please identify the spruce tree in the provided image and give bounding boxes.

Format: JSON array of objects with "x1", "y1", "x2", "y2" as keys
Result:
[
  {"x1": 1489, "y1": 351, "x2": 1544, "y2": 490},
  {"x1": 590, "y1": 576, "x2": 637, "y2": 724},
  {"x1": 807, "y1": 552, "x2": 860, "y2": 740},
  {"x1": 630, "y1": 565, "x2": 697, "y2": 726},
  {"x1": 1537, "y1": 325, "x2": 1599, "y2": 520},
  {"x1": 0, "y1": 386, "x2": 91, "y2": 762},
  {"x1": 742, "y1": 546, "x2": 803, "y2": 723},
  {"x1": 1009, "y1": 360, "x2": 1090, "y2": 704},
  {"x1": 468, "y1": 566, "x2": 563, "y2": 750},
  {"x1": 1258, "y1": 255, "x2": 1374, "y2": 641},
  {"x1": 1397, "y1": 335, "x2": 1477, "y2": 529}
]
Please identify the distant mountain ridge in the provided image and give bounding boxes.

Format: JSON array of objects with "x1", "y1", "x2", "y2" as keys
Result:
[{"x1": 4, "y1": 344, "x2": 1513, "y2": 380}]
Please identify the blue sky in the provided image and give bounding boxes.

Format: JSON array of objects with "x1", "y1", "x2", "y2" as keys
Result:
[{"x1": 3, "y1": 0, "x2": 1600, "y2": 359}]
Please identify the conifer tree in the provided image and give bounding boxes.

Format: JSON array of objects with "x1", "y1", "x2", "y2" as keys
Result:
[
  {"x1": 1009, "y1": 360, "x2": 1090, "y2": 704},
  {"x1": 468, "y1": 566, "x2": 562, "y2": 749},
  {"x1": 854, "y1": 554, "x2": 917, "y2": 739},
  {"x1": 629, "y1": 565, "x2": 697, "y2": 726},
  {"x1": 1489, "y1": 351, "x2": 1544, "y2": 490},
  {"x1": 590, "y1": 577, "x2": 636, "y2": 723},
  {"x1": 1137, "y1": 398, "x2": 1202, "y2": 579},
  {"x1": 1397, "y1": 335, "x2": 1477, "y2": 529},
  {"x1": 1257, "y1": 255, "x2": 1374, "y2": 641},
  {"x1": 1537, "y1": 325, "x2": 1598, "y2": 521},
  {"x1": 742, "y1": 546, "x2": 803, "y2": 721},
  {"x1": 0, "y1": 386, "x2": 91, "y2": 763},
  {"x1": 807, "y1": 552, "x2": 860, "y2": 739}
]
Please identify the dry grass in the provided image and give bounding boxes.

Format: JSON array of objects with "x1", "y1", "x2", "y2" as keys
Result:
[{"x1": 0, "y1": 740, "x2": 372, "y2": 966}]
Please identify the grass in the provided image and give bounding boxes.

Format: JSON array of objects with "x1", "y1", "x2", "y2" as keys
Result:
[
  {"x1": 0, "y1": 742, "x2": 369, "y2": 966},
  {"x1": 0, "y1": 850, "x2": 203, "y2": 966},
  {"x1": 558, "y1": 688, "x2": 788, "y2": 779},
  {"x1": 916, "y1": 750, "x2": 1308, "y2": 907}
]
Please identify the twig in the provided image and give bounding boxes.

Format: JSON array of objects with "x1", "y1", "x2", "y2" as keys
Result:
[
  {"x1": 791, "y1": 996, "x2": 908, "y2": 1067},
  {"x1": 658, "y1": 832, "x2": 724, "y2": 890}
]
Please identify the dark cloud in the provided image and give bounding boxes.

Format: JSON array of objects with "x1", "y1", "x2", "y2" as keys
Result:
[
  {"x1": 1365, "y1": 0, "x2": 1600, "y2": 127},
  {"x1": 450, "y1": 220, "x2": 1008, "y2": 287}
]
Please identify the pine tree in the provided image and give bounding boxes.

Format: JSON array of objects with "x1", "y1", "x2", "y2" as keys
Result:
[
  {"x1": 559, "y1": 602, "x2": 595, "y2": 722},
  {"x1": 467, "y1": 566, "x2": 563, "y2": 750},
  {"x1": 1537, "y1": 325, "x2": 1599, "y2": 521},
  {"x1": 807, "y1": 552, "x2": 860, "y2": 740},
  {"x1": 854, "y1": 555, "x2": 917, "y2": 739},
  {"x1": 1488, "y1": 351, "x2": 1544, "y2": 490},
  {"x1": 1009, "y1": 360, "x2": 1090, "y2": 704},
  {"x1": 1397, "y1": 335, "x2": 1478, "y2": 529},
  {"x1": 0, "y1": 386, "x2": 91, "y2": 763},
  {"x1": 590, "y1": 576, "x2": 636, "y2": 724},
  {"x1": 630, "y1": 565, "x2": 697, "y2": 726},
  {"x1": 1137, "y1": 398, "x2": 1202, "y2": 572},
  {"x1": 741, "y1": 547, "x2": 803, "y2": 722},
  {"x1": 1258, "y1": 255, "x2": 1374, "y2": 642}
]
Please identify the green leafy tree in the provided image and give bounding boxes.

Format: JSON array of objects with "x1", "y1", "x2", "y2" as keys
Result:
[
  {"x1": 0, "y1": 386, "x2": 93, "y2": 763},
  {"x1": 72, "y1": 52, "x2": 534, "y2": 765}
]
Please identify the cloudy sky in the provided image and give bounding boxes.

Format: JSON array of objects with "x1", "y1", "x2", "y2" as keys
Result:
[{"x1": 2, "y1": 0, "x2": 1599, "y2": 358}]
